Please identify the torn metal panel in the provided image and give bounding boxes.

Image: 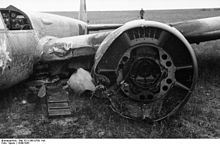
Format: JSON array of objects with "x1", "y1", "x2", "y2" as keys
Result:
[{"x1": 38, "y1": 31, "x2": 110, "y2": 62}]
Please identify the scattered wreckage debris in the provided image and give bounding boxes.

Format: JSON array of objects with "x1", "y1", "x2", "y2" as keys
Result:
[
  {"x1": 38, "y1": 84, "x2": 46, "y2": 98},
  {"x1": 25, "y1": 68, "x2": 96, "y2": 117},
  {"x1": 20, "y1": 66, "x2": 187, "y2": 122},
  {"x1": 67, "y1": 68, "x2": 96, "y2": 96},
  {"x1": 46, "y1": 85, "x2": 71, "y2": 117},
  {"x1": 25, "y1": 78, "x2": 72, "y2": 117},
  {"x1": 46, "y1": 68, "x2": 95, "y2": 117}
]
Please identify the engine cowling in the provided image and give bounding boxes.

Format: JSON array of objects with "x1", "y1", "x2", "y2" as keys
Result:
[{"x1": 93, "y1": 20, "x2": 198, "y2": 121}]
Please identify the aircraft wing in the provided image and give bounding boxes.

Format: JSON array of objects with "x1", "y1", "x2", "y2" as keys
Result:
[
  {"x1": 87, "y1": 24, "x2": 122, "y2": 31},
  {"x1": 87, "y1": 16, "x2": 220, "y2": 43},
  {"x1": 39, "y1": 16, "x2": 220, "y2": 62},
  {"x1": 171, "y1": 16, "x2": 220, "y2": 44}
]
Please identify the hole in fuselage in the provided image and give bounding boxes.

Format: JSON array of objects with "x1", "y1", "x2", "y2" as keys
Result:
[
  {"x1": 162, "y1": 86, "x2": 168, "y2": 91},
  {"x1": 166, "y1": 61, "x2": 172, "y2": 67},
  {"x1": 162, "y1": 54, "x2": 168, "y2": 60},
  {"x1": 122, "y1": 56, "x2": 129, "y2": 62},
  {"x1": 119, "y1": 63, "x2": 124, "y2": 69},
  {"x1": 166, "y1": 78, "x2": 172, "y2": 84}
]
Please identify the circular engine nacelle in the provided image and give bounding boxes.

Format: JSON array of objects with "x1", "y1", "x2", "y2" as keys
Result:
[{"x1": 93, "y1": 20, "x2": 198, "y2": 121}]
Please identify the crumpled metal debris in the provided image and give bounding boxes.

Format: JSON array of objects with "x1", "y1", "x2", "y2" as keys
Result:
[
  {"x1": 38, "y1": 84, "x2": 46, "y2": 98},
  {"x1": 37, "y1": 32, "x2": 110, "y2": 62},
  {"x1": 67, "y1": 68, "x2": 95, "y2": 95},
  {"x1": 91, "y1": 85, "x2": 159, "y2": 122}
]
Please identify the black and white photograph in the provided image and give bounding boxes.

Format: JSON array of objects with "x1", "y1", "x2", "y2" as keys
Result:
[{"x1": 0, "y1": 0, "x2": 220, "y2": 140}]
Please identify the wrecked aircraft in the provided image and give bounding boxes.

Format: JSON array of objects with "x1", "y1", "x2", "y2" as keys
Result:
[{"x1": 1, "y1": 0, "x2": 220, "y2": 122}]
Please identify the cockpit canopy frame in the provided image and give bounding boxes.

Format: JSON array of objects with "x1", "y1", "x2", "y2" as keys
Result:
[{"x1": 0, "y1": 5, "x2": 33, "y2": 31}]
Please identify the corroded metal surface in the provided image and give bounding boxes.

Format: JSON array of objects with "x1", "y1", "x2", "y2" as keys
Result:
[{"x1": 0, "y1": 31, "x2": 36, "y2": 89}]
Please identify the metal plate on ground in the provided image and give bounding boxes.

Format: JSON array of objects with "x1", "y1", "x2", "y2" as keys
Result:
[{"x1": 46, "y1": 86, "x2": 71, "y2": 117}]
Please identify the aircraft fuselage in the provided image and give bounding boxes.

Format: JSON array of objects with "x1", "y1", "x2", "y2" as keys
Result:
[{"x1": 0, "y1": 5, "x2": 87, "y2": 89}]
